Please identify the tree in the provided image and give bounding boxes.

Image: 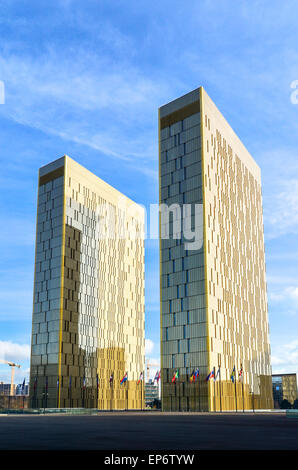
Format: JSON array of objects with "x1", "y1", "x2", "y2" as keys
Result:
[
  {"x1": 280, "y1": 399, "x2": 292, "y2": 409},
  {"x1": 152, "y1": 398, "x2": 161, "y2": 409}
]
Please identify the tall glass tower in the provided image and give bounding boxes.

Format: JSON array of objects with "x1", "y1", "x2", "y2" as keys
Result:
[
  {"x1": 159, "y1": 87, "x2": 273, "y2": 411},
  {"x1": 29, "y1": 155, "x2": 145, "y2": 409}
]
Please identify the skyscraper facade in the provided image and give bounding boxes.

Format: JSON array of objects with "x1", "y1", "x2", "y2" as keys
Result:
[
  {"x1": 29, "y1": 155, "x2": 145, "y2": 409},
  {"x1": 159, "y1": 87, "x2": 273, "y2": 411}
]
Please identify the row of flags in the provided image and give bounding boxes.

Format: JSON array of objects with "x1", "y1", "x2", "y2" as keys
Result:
[
  {"x1": 34, "y1": 370, "x2": 161, "y2": 390},
  {"x1": 121, "y1": 370, "x2": 161, "y2": 385},
  {"x1": 171, "y1": 365, "x2": 244, "y2": 384},
  {"x1": 35, "y1": 366, "x2": 244, "y2": 389}
]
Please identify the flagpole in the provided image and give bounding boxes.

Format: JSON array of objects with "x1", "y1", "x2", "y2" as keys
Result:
[
  {"x1": 109, "y1": 373, "x2": 114, "y2": 411},
  {"x1": 198, "y1": 373, "x2": 201, "y2": 412},
  {"x1": 22, "y1": 380, "x2": 25, "y2": 409},
  {"x1": 111, "y1": 372, "x2": 115, "y2": 411},
  {"x1": 234, "y1": 365, "x2": 237, "y2": 412},
  {"x1": 219, "y1": 366, "x2": 222, "y2": 412},
  {"x1": 82, "y1": 377, "x2": 84, "y2": 408},
  {"x1": 96, "y1": 374, "x2": 99, "y2": 410},
  {"x1": 189, "y1": 367, "x2": 192, "y2": 412},
  {"x1": 84, "y1": 377, "x2": 86, "y2": 408},
  {"x1": 44, "y1": 376, "x2": 48, "y2": 412},
  {"x1": 43, "y1": 377, "x2": 45, "y2": 413},
  {"x1": 186, "y1": 368, "x2": 189, "y2": 412},
  {"x1": 57, "y1": 376, "x2": 59, "y2": 408},
  {"x1": 125, "y1": 372, "x2": 128, "y2": 411},
  {"x1": 110, "y1": 374, "x2": 113, "y2": 411},
  {"x1": 34, "y1": 376, "x2": 37, "y2": 409},
  {"x1": 213, "y1": 367, "x2": 216, "y2": 412},
  {"x1": 141, "y1": 372, "x2": 142, "y2": 411},
  {"x1": 170, "y1": 371, "x2": 172, "y2": 412},
  {"x1": 46, "y1": 376, "x2": 48, "y2": 409},
  {"x1": 241, "y1": 364, "x2": 244, "y2": 413},
  {"x1": 142, "y1": 370, "x2": 144, "y2": 411},
  {"x1": 193, "y1": 370, "x2": 197, "y2": 411},
  {"x1": 69, "y1": 376, "x2": 72, "y2": 408}
]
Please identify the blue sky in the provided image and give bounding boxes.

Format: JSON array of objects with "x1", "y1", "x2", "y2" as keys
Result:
[{"x1": 0, "y1": 0, "x2": 298, "y2": 385}]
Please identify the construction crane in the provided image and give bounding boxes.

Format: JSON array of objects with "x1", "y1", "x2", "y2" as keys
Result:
[
  {"x1": 146, "y1": 360, "x2": 157, "y2": 382},
  {"x1": 0, "y1": 360, "x2": 21, "y2": 396}
]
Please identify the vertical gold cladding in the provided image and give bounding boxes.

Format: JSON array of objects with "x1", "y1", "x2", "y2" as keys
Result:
[
  {"x1": 61, "y1": 155, "x2": 145, "y2": 409},
  {"x1": 201, "y1": 87, "x2": 273, "y2": 410},
  {"x1": 29, "y1": 154, "x2": 145, "y2": 409},
  {"x1": 159, "y1": 90, "x2": 209, "y2": 411},
  {"x1": 159, "y1": 87, "x2": 272, "y2": 411},
  {"x1": 199, "y1": 87, "x2": 211, "y2": 411}
]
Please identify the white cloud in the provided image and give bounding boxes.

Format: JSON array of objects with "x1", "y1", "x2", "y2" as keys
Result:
[
  {"x1": 286, "y1": 287, "x2": 298, "y2": 299},
  {"x1": 145, "y1": 339, "x2": 155, "y2": 355},
  {"x1": 0, "y1": 341, "x2": 30, "y2": 362},
  {"x1": 0, "y1": 48, "x2": 168, "y2": 180},
  {"x1": 268, "y1": 285, "x2": 298, "y2": 306},
  {"x1": 264, "y1": 179, "x2": 298, "y2": 240},
  {"x1": 271, "y1": 340, "x2": 298, "y2": 378}
]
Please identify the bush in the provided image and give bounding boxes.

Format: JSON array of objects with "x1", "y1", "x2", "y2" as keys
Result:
[{"x1": 280, "y1": 399, "x2": 292, "y2": 409}]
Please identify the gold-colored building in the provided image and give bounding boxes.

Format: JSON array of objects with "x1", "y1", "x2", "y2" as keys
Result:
[
  {"x1": 159, "y1": 87, "x2": 273, "y2": 411},
  {"x1": 29, "y1": 155, "x2": 145, "y2": 409}
]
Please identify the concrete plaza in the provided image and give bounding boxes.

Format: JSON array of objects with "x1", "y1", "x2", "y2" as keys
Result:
[{"x1": 0, "y1": 411, "x2": 297, "y2": 450}]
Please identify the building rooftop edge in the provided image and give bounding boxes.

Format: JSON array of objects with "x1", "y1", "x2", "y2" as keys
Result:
[{"x1": 38, "y1": 155, "x2": 145, "y2": 212}]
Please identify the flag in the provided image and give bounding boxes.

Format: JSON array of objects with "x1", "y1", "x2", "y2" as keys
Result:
[
  {"x1": 83, "y1": 376, "x2": 86, "y2": 389},
  {"x1": 190, "y1": 368, "x2": 199, "y2": 382},
  {"x1": 154, "y1": 370, "x2": 161, "y2": 383},
  {"x1": 137, "y1": 372, "x2": 143, "y2": 385},
  {"x1": 120, "y1": 372, "x2": 128, "y2": 385},
  {"x1": 215, "y1": 368, "x2": 220, "y2": 381},
  {"x1": 230, "y1": 366, "x2": 236, "y2": 383},
  {"x1": 238, "y1": 366, "x2": 243, "y2": 381},
  {"x1": 206, "y1": 370, "x2": 215, "y2": 382},
  {"x1": 69, "y1": 376, "x2": 72, "y2": 389},
  {"x1": 22, "y1": 378, "x2": 25, "y2": 393},
  {"x1": 109, "y1": 373, "x2": 114, "y2": 386},
  {"x1": 96, "y1": 373, "x2": 99, "y2": 389},
  {"x1": 172, "y1": 370, "x2": 179, "y2": 383}
]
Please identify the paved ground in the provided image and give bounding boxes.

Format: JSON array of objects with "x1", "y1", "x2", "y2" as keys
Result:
[{"x1": 0, "y1": 411, "x2": 297, "y2": 450}]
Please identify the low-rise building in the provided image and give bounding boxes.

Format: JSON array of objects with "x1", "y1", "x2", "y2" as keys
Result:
[
  {"x1": 272, "y1": 373, "x2": 297, "y2": 408},
  {"x1": 145, "y1": 379, "x2": 159, "y2": 407},
  {"x1": 0, "y1": 382, "x2": 16, "y2": 396}
]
